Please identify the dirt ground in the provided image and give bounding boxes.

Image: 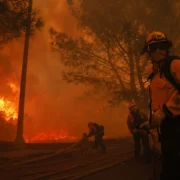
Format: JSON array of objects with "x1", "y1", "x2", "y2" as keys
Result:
[
  {"x1": 80, "y1": 156, "x2": 161, "y2": 180},
  {"x1": 0, "y1": 138, "x2": 161, "y2": 180}
]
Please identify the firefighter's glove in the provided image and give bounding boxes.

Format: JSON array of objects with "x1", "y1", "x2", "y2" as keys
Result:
[
  {"x1": 140, "y1": 109, "x2": 166, "y2": 130},
  {"x1": 151, "y1": 109, "x2": 166, "y2": 127},
  {"x1": 140, "y1": 121, "x2": 151, "y2": 130}
]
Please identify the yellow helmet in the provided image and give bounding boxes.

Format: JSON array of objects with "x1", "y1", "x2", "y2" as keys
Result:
[
  {"x1": 146, "y1": 31, "x2": 169, "y2": 45},
  {"x1": 141, "y1": 31, "x2": 172, "y2": 54}
]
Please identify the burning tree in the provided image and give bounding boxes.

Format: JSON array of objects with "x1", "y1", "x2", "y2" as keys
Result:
[
  {"x1": 0, "y1": 0, "x2": 43, "y2": 143},
  {"x1": 50, "y1": 0, "x2": 180, "y2": 109}
]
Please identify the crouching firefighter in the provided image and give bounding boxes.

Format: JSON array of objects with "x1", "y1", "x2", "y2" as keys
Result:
[
  {"x1": 140, "y1": 31, "x2": 180, "y2": 180},
  {"x1": 86, "y1": 122, "x2": 107, "y2": 154},
  {"x1": 127, "y1": 103, "x2": 152, "y2": 163}
]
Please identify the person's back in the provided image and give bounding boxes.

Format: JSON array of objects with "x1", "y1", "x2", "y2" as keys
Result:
[
  {"x1": 93, "y1": 123, "x2": 104, "y2": 136},
  {"x1": 87, "y1": 122, "x2": 106, "y2": 154}
]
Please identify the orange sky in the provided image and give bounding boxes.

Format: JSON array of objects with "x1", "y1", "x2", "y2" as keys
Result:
[{"x1": 0, "y1": 0, "x2": 130, "y2": 140}]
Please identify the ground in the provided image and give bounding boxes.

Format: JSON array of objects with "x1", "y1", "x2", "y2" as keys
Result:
[
  {"x1": 81, "y1": 159, "x2": 152, "y2": 180},
  {"x1": 0, "y1": 138, "x2": 161, "y2": 180}
]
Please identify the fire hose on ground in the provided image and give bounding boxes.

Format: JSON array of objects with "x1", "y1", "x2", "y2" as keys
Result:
[
  {"x1": 2, "y1": 133, "x2": 161, "y2": 180},
  {"x1": 2, "y1": 139, "x2": 83, "y2": 167},
  {"x1": 33, "y1": 151, "x2": 134, "y2": 180},
  {"x1": 56, "y1": 157, "x2": 133, "y2": 180}
]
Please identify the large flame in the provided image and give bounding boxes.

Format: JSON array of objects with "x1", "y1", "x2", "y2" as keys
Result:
[
  {"x1": 0, "y1": 82, "x2": 18, "y2": 121},
  {"x1": 0, "y1": 98, "x2": 18, "y2": 120},
  {"x1": 0, "y1": 82, "x2": 78, "y2": 142}
]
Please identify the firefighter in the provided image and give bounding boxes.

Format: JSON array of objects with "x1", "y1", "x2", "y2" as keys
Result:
[
  {"x1": 86, "y1": 122, "x2": 106, "y2": 154},
  {"x1": 127, "y1": 103, "x2": 152, "y2": 163},
  {"x1": 140, "y1": 31, "x2": 180, "y2": 179}
]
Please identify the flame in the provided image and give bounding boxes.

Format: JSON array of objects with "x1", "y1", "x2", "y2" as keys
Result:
[
  {"x1": 0, "y1": 81, "x2": 19, "y2": 121},
  {"x1": 0, "y1": 97, "x2": 18, "y2": 120},
  {"x1": 0, "y1": 82, "x2": 78, "y2": 142},
  {"x1": 8, "y1": 82, "x2": 19, "y2": 94},
  {"x1": 24, "y1": 131, "x2": 77, "y2": 143}
]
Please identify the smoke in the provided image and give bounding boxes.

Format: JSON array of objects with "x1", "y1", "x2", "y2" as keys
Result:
[{"x1": 0, "y1": 0, "x2": 130, "y2": 140}]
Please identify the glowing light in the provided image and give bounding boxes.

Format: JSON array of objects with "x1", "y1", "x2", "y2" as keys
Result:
[
  {"x1": 24, "y1": 131, "x2": 77, "y2": 143},
  {"x1": 8, "y1": 82, "x2": 19, "y2": 93},
  {"x1": 0, "y1": 81, "x2": 78, "y2": 142},
  {"x1": 0, "y1": 97, "x2": 18, "y2": 120}
]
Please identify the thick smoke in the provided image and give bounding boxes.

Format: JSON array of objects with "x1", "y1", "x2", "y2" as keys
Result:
[{"x1": 0, "y1": 0, "x2": 130, "y2": 140}]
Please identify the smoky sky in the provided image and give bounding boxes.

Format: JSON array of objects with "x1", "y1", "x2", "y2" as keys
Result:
[{"x1": 0, "y1": 0, "x2": 130, "y2": 139}]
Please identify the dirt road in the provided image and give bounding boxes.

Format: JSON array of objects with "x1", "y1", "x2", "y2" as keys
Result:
[{"x1": 0, "y1": 139, "x2": 161, "y2": 180}]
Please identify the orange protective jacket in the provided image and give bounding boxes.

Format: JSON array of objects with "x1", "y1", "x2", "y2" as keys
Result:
[{"x1": 149, "y1": 59, "x2": 180, "y2": 117}]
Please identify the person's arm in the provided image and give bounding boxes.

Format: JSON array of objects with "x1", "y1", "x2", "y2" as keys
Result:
[
  {"x1": 87, "y1": 130, "x2": 96, "y2": 138},
  {"x1": 127, "y1": 113, "x2": 137, "y2": 134},
  {"x1": 86, "y1": 132, "x2": 93, "y2": 138},
  {"x1": 162, "y1": 59, "x2": 180, "y2": 117},
  {"x1": 140, "y1": 110, "x2": 148, "y2": 122}
]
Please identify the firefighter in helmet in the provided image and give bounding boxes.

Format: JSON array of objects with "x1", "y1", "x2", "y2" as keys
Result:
[
  {"x1": 127, "y1": 103, "x2": 152, "y2": 163},
  {"x1": 140, "y1": 31, "x2": 180, "y2": 179},
  {"x1": 86, "y1": 122, "x2": 106, "y2": 154}
]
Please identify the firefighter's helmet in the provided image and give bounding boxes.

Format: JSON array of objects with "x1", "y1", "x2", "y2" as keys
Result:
[
  {"x1": 88, "y1": 122, "x2": 94, "y2": 127},
  {"x1": 141, "y1": 31, "x2": 172, "y2": 54}
]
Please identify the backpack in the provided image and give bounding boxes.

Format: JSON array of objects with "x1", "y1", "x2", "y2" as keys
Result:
[
  {"x1": 161, "y1": 56, "x2": 180, "y2": 91},
  {"x1": 91, "y1": 123, "x2": 104, "y2": 135},
  {"x1": 98, "y1": 125, "x2": 104, "y2": 136},
  {"x1": 148, "y1": 56, "x2": 180, "y2": 91}
]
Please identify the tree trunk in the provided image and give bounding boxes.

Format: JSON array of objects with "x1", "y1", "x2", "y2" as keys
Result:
[
  {"x1": 135, "y1": 55, "x2": 149, "y2": 109},
  {"x1": 128, "y1": 46, "x2": 138, "y2": 101},
  {"x1": 15, "y1": 0, "x2": 33, "y2": 144}
]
